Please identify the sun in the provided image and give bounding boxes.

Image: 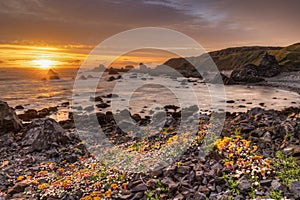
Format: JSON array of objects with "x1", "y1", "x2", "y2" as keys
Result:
[{"x1": 33, "y1": 59, "x2": 54, "y2": 69}]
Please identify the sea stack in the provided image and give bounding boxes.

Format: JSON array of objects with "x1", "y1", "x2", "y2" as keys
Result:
[{"x1": 47, "y1": 69, "x2": 60, "y2": 80}]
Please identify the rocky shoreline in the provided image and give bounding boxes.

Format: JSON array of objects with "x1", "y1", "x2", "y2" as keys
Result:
[{"x1": 0, "y1": 97, "x2": 300, "y2": 199}]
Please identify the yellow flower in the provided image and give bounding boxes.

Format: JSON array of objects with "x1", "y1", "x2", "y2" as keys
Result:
[
  {"x1": 32, "y1": 179, "x2": 39, "y2": 185},
  {"x1": 237, "y1": 147, "x2": 243, "y2": 155},
  {"x1": 251, "y1": 145, "x2": 258, "y2": 153},
  {"x1": 251, "y1": 155, "x2": 263, "y2": 160},
  {"x1": 38, "y1": 183, "x2": 49, "y2": 190}
]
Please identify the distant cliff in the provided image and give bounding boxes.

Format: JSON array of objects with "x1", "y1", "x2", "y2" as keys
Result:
[{"x1": 163, "y1": 43, "x2": 300, "y2": 75}]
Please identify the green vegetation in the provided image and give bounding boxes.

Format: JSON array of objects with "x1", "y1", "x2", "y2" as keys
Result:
[
  {"x1": 273, "y1": 151, "x2": 300, "y2": 186},
  {"x1": 269, "y1": 190, "x2": 284, "y2": 200}
]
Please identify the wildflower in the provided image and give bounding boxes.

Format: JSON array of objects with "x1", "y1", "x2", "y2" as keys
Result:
[
  {"x1": 38, "y1": 170, "x2": 48, "y2": 176},
  {"x1": 251, "y1": 145, "x2": 258, "y2": 153},
  {"x1": 38, "y1": 183, "x2": 49, "y2": 190},
  {"x1": 32, "y1": 179, "x2": 39, "y2": 185},
  {"x1": 57, "y1": 168, "x2": 65, "y2": 174},
  {"x1": 111, "y1": 183, "x2": 118, "y2": 190},
  {"x1": 26, "y1": 175, "x2": 32, "y2": 179},
  {"x1": 105, "y1": 189, "x2": 112, "y2": 198},
  {"x1": 122, "y1": 182, "x2": 128, "y2": 190},
  {"x1": 17, "y1": 176, "x2": 24, "y2": 181}
]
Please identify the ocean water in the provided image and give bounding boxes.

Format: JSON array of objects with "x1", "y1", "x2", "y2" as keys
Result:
[{"x1": 0, "y1": 68, "x2": 299, "y2": 122}]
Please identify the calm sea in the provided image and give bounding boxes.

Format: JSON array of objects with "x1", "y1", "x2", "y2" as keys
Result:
[{"x1": 0, "y1": 68, "x2": 299, "y2": 121}]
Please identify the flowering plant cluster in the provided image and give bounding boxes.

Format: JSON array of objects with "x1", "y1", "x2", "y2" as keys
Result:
[
  {"x1": 17, "y1": 156, "x2": 129, "y2": 199},
  {"x1": 215, "y1": 136, "x2": 274, "y2": 180}
]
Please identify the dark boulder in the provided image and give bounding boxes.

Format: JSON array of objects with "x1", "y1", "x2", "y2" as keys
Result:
[
  {"x1": 22, "y1": 118, "x2": 70, "y2": 152},
  {"x1": 96, "y1": 102, "x2": 110, "y2": 109},
  {"x1": 107, "y1": 76, "x2": 116, "y2": 82},
  {"x1": 210, "y1": 73, "x2": 235, "y2": 85},
  {"x1": 47, "y1": 69, "x2": 60, "y2": 80},
  {"x1": 231, "y1": 64, "x2": 265, "y2": 83},
  {"x1": 0, "y1": 101, "x2": 23, "y2": 135},
  {"x1": 15, "y1": 105, "x2": 24, "y2": 110},
  {"x1": 257, "y1": 52, "x2": 281, "y2": 77}
]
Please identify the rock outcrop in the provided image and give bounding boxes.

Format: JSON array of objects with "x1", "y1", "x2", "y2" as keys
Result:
[
  {"x1": 47, "y1": 69, "x2": 60, "y2": 80},
  {"x1": 22, "y1": 118, "x2": 70, "y2": 152},
  {"x1": 257, "y1": 52, "x2": 281, "y2": 77},
  {"x1": 231, "y1": 64, "x2": 265, "y2": 83},
  {"x1": 230, "y1": 52, "x2": 281, "y2": 83},
  {"x1": 0, "y1": 101, "x2": 23, "y2": 135}
]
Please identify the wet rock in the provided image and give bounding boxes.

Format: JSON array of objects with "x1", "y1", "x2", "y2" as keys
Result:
[
  {"x1": 22, "y1": 118, "x2": 70, "y2": 152},
  {"x1": 79, "y1": 75, "x2": 87, "y2": 80},
  {"x1": 61, "y1": 102, "x2": 70, "y2": 107},
  {"x1": 107, "y1": 76, "x2": 116, "y2": 82},
  {"x1": 90, "y1": 96, "x2": 103, "y2": 102},
  {"x1": 271, "y1": 180, "x2": 282, "y2": 190},
  {"x1": 198, "y1": 186, "x2": 210, "y2": 195},
  {"x1": 84, "y1": 105, "x2": 94, "y2": 112},
  {"x1": 131, "y1": 183, "x2": 147, "y2": 192},
  {"x1": 0, "y1": 101, "x2": 23, "y2": 135},
  {"x1": 260, "y1": 132, "x2": 272, "y2": 143},
  {"x1": 161, "y1": 177, "x2": 178, "y2": 192},
  {"x1": 282, "y1": 145, "x2": 300, "y2": 156},
  {"x1": 226, "y1": 100, "x2": 235, "y2": 104},
  {"x1": 130, "y1": 192, "x2": 144, "y2": 200},
  {"x1": 105, "y1": 93, "x2": 119, "y2": 98},
  {"x1": 164, "y1": 105, "x2": 180, "y2": 112},
  {"x1": 150, "y1": 168, "x2": 163, "y2": 177},
  {"x1": 96, "y1": 102, "x2": 110, "y2": 109},
  {"x1": 177, "y1": 166, "x2": 190, "y2": 174},
  {"x1": 15, "y1": 105, "x2": 24, "y2": 110},
  {"x1": 7, "y1": 182, "x2": 27, "y2": 195},
  {"x1": 174, "y1": 193, "x2": 184, "y2": 200},
  {"x1": 289, "y1": 181, "x2": 300, "y2": 199},
  {"x1": 210, "y1": 73, "x2": 235, "y2": 85},
  {"x1": 131, "y1": 114, "x2": 142, "y2": 123},
  {"x1": 260, "y1": 179, "x2": 272, "y2": 186},
  {"x1": 194, "y1": 192, "x2": 207, "y2": 200},
  {"x1": 238, "y1": 178, "x2": 251, "y2": 191}
]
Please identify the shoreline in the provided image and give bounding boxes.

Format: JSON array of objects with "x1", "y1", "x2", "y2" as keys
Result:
[{"x1": 251, "y1": 71, "x2": 300, "y2": 95}]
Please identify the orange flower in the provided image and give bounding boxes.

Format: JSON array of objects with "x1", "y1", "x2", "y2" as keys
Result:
[
  {"x1": 38, "y1": 183, "x2": 49, "y2": 190},
  {"x1": 105, "y1": 189, "x2": 112, "y2": 198},
  {"x1": 32, "y1": 179, "x2": 39, "y2": 185},
  {"x1": 62, "y1": 179, "x2": 72, "y2": 188},
  {"x1": 26, "y1": 175, "x2": 32, "y2": 179},
  {"x1": 38, "y1": 170, "x2": 48, "y2": 176},
  {"x1": 17, "y1": 176, "x2": 24, "y2": 181},
  {"x1": 251, "y1": 145, "x2": 258, "y2": 153},
  {"x1": 93, "y1": 182, "x2": 101, "y2": 189},
  {"x1": 224, "y1": 161, "x2": 234, "y2": 170},
  {"x1": 111, "y1": 183, "x2": 118, "y2": 190},
  {"x1": 57, "y1": 168, "x2": 65, "y2": 174},
  {"x1": 122, "y1": 182, "x2": 128, "y2": 190}
]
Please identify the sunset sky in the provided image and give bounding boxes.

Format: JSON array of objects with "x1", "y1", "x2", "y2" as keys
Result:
[{"x1": 0, "y1": 0, "x2": 299, "y2": 68}]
